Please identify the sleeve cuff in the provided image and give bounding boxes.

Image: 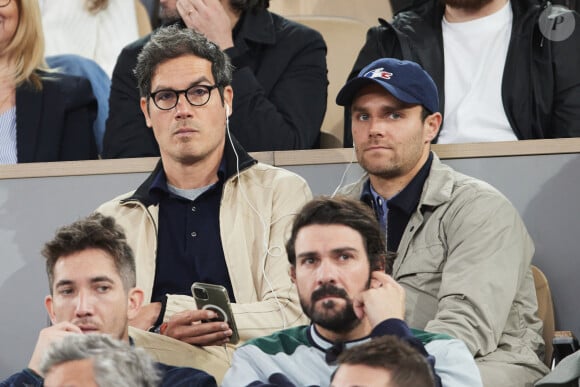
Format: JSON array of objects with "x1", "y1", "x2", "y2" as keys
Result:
[
  {"x1": 151, "y1": 295, "x2": 167, "y2": 331},
  {"x1": 371, "y1": 318, "x2": 413, "y2": 339}
]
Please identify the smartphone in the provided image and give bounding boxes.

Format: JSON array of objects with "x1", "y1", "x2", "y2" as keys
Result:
[{"x1": 191, "y1": 282, "x2": 239, "y2": 344}]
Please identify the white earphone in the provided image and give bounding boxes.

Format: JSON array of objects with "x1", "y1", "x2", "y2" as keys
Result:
[{"x1": 225, "y1": 104, "x2": 230, "y2": 116}]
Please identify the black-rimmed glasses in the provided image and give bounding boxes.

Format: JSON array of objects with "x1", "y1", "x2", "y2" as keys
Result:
[
  {"x1": 0, "y1": 0, "x2": 12, "y2": 7},
  {"x1": 149, "y1": 84, "x2": 219, "y2": 110}
]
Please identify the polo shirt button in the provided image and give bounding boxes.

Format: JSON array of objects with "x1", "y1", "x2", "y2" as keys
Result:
[
  {"x1": 191, "y1": 206, "x2": 197, "y2": 212},
  {"x1": 191, "y1": 231, "x2": 197, "y2": 237}
]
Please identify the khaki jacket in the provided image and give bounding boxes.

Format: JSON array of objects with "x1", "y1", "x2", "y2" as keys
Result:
[
  {"x1": 339, "y1": 154, "x2": 548, "y2": 379},
  {"x1": 98, "y1": 154, "x2": 312, "y2": 343},
  {"x1": 129, "y1": 327, "x2": 231, "y2": 384}
]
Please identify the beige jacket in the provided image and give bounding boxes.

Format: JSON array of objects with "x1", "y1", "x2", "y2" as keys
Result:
[
  {"x1": 98, "y1": 149, "x2": 311, "y2": 343},
  {"x1": 129, "y1": 326, "x2": 231, "y2": 383},
  {"x1": 339, "y1": 154, "x2": 549, "y2": 383}
]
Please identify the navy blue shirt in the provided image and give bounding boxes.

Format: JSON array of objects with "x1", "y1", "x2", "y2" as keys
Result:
[
  {"x1": 150, "y1": 161, "x2": 235, "y2": 303},
  {"x1": 361, "y1": 152, "x2": 433, "y2": 252}
]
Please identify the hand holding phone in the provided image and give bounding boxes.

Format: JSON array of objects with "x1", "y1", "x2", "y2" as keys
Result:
[{"x1": 191, "y1": 282, "x2": 240, "y2": 344}]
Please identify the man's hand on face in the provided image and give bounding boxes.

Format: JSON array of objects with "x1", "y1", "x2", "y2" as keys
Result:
[
  {"x1": 28, "y1": 322, "x2": 83, "y2": 375},
  {"x1": 128, "y1": 302, "x2": 162, "y2": 331},
  {"x1": 352, "y1": 272, "x2": 406, "y2": 328},
  {"x1": 162, "y1": 309, "x2": 233, "y2": 346},
  {"x1": 176, "y1": 0, "x2": 235, "y2": 50}
]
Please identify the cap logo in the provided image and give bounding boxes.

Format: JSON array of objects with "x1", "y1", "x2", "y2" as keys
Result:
[{"x1": 363, "y1": 67, "x2": 393, "y2": 81}]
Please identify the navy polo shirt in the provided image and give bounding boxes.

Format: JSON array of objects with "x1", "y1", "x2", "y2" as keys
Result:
[
  {"x1": 149, "y1": 161, "x2": 235, "y2": 303},
  {"x1": 362, "y1": 152, "x2": 433, "y2": 252}
]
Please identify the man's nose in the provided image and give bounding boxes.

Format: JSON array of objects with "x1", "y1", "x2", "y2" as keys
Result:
[
  {"x1": 174, "y1": 92, "x2": 194, "y2": 118},
  {"x1": 75, "y1": 290, "x2": 94, "y2": 316},
  {"x1": 316, "y1": 259, "x2": 338, "y2": 285},
  {"x1": 368, "y1": 117, "x2": 387, "y2": 137}
]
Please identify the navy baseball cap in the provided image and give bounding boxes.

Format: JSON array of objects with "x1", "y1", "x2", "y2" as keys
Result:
[{"x1": 336, "y1": 58, "x2": 439, "y2": 114}]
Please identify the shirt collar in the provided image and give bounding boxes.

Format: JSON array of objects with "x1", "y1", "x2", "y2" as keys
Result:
[
  {"x1": 307, "y1": 324, "x2": 371, "y2": 351},
  {"x1": 149, "y1": 158, "x2": 227, "y2": 202},
  {"x1": 389, "y1": 152, "x2": 433, "y2": 215}
]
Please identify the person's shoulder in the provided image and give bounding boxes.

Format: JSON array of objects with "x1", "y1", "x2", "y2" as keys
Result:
[
  {"x1": 432, "y1": 160, "x2": 508, "y2": 202},
  {"x1": 337, "y1": 175, "x2": 368, "y2": 198},
  {"x1": 121, "y1": 33, "x2": 152, "y2": 54},
  {"x1": 411, "y1": 328, "x2": 454, "y2": 344},
  {"x1": 0, "y1": 368, "x2": 43, "y2": 387},
  {"x1": 35, "y1": 71, "x2": 95, "y2": 105},
  {"x1": 242, "y1": 325, "x2": 310, "y2": 355},
  {"x1": 415, "y1": 329, "x2": 473, "y2": 359},
  {"x1": 246, "y1": 162, "x2": 309, "y2": 185},
  {"x1": 96, "y1": 190, "x2": 138, "y2": 213},
  {"x1": 390, "y1": 0, "x2": 442, "y2": 31},
  {"x1": 269, "y1": 11, "x2": 325, "y2": 43},
  {"x1": 38, "y1": 70, "x2": 89, "y2": 89},
  {"x1": 155, "y1": 362, "x2": 217, "y2": 386}
]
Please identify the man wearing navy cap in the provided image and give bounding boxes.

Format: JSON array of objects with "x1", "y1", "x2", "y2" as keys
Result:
[{"x1": 337, "y1": 58, "x2": 549, "y2": 386}]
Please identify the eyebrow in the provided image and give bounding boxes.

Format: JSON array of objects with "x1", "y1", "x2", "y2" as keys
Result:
[
  {"x1": 297, "y1": 247, "x2": 359, "y2": 259},
  {"x1": 152, "y1": 76, "x2": 213, "y2": 93},
  {"x1": 54, "y1": 276, "x2": 115, "y2": 288},
  {"x1": 351, "y1": 101, "x2": 414, "y2": 113}
]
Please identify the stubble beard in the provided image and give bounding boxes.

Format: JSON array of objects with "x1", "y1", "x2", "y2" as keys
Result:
[
  {"x1": 357, "y1": 148, "x2": 402, "y2": 180},
  {"x1": 159, "y1": 6, "x2": 181, "y2": 24}
]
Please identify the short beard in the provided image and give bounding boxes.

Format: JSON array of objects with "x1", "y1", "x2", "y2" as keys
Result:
[
  {"x1": 159, "y1": 7, "x2": 181, "y2": 24},
  {"x1": 443, "y1": 0, "x2": 494, "y2": 11},
  {"x1": 301, "y1": 283, "x2": 361, "y2": 334},
  {"x1": 356, "y1": 149, "x2": 403, "y2": 180}
]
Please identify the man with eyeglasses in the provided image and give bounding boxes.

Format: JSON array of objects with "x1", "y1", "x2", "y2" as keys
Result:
[
  {"x1": 96, "y1": 25, "x2": 312, "y2": 361},
  {"x1": 102, "y1": 0, "x2": 326, "y2": 158}
]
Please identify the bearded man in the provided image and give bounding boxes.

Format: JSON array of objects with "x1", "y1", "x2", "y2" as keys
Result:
[{"x1": 221, "y1": 196, "x2": 482, "y2": 387}]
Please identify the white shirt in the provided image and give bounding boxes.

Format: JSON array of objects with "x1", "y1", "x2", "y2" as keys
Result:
[
  {"x1": 40, "y1": 0, "x2": 140, "y2": 77},
  {"x1": 439, "y1": 1, "x2": 516, "y2": 143},
  {"x1": 0, "y1": 106, "x2": 17, "y2": 164}
]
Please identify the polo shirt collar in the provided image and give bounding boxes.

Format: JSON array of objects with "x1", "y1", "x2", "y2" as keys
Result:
[
  {"x1": 307, "y1": 324, "x2": 371, "y2": 352},
  {"x1": 148, "y1": 158, "x2": 227, "y2": 203}
]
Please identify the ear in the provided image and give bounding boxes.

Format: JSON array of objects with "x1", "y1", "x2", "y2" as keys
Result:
[
  {"x1": 127, "y1": 287, "x2": 145, "y2": 321},
  {"x1": 140, "y1": 97, "x2": 152, "y2": 128},
  {"x1": 289, "y1": 266, "x2": 296, "y2": 284},
  {"x1": 45, "y1": 295, "x2": 57, "y2": 325},
  {"x1": 423, "y1": 112, "x2": 442, "y2": 143},
  {"x1": 223, "y1": 85, "x2": 233, "y2": 115}
]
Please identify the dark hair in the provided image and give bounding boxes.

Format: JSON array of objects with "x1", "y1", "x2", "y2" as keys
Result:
[
  {"x1": 229, "y1": 0, "x2": 269, "y2": 12},
  {"x1": 332, "y1": 335, "x2": 436, "y2": 387},
  {"x1": 42, "y1": 213, "x2": 136, "y2": 293},
  {"x1": 134, "y1": 25, "x2": 233, "y2": 101},
  {"x1": 286, "y1": 196, "x2": 393, "y2": 274},
  {"x1": 421, "y1": 107, "x2": 431, "y2": 122}
]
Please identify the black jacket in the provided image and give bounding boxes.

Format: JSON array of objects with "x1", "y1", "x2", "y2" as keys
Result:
[
  {"x1": 103, "y1": 9, "x2": 327, "y2": 158},
  {"x1": 345, "y1": 0, "x2": 580, "y2": 145},
  {"x1": 15, "y1": 72, "x2": 98, "y2": 162}
]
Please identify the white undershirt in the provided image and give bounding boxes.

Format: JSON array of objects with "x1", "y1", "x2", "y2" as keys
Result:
[{"x1": 439, "y1": 1, "x2": 516, "y2": 143}]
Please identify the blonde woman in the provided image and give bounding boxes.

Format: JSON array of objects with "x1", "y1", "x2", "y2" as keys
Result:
[{"x1": 0, "y1": 0, "x2": 97, "y2": 163}]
